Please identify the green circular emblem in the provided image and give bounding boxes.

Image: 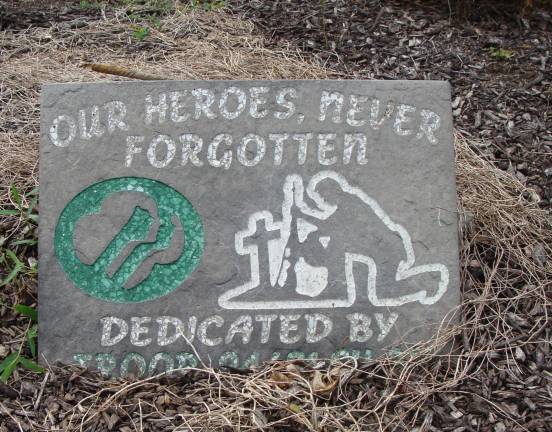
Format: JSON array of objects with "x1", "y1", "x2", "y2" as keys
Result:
[{"x1": 55, "y1": 177, "x2": 204, "y2": 303}]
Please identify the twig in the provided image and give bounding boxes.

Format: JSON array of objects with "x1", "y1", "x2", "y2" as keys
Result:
[
  {"x1": 0, "y1": 402, "x2": 24, "y2": 432},
  {"x1": 369, "y1": 7, "x2": 385, "y2": 31},
  {"x1": 81, "y1": 63, "x2": 164, "y2": 80},
  {"x1": 33, "y1": 371, "x2": 49, "y2": 410}
]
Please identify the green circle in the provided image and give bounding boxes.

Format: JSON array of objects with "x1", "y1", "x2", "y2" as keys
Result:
[{"x1": 55, "y1": 177, "x2": 204, "y2": 303}]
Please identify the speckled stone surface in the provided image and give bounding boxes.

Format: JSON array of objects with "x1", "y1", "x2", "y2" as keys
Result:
[{"x1": 40, "y1": 80, "x2": 459, "y2": 376}]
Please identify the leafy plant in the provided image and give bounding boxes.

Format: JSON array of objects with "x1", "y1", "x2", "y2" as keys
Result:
[
  {"x1": 489, "y1": 46, "x2": 514, "y2": 60},
  {"x1": 132, "y1": 26, "x2": 150, "y2": 41},
  {"x1": 0, "y1": 305, "x2": 43, "y2": 383},
  {"x1": 147, "y1": 15, "x2": 161, "y2": 28},
  {"x1": 120, "y1": 0, "x2": 175, "y2": 13},
  {"x1": 79, "y1": 0, "x2": 104, "y2": 9},
  {"x1": 1, "y1": 184, "x2": 38, "y2": 224},
  {"x1": 0, "y1": 249, "x2": 36, "y2": 287},
  {"x1": 0, "y1": 184, "x2": 41, "y2": 382},
  {"x1": 189, "y1": 0, "x2": 225, "y2": 11},
  {"x1": 127, "y1": 11, "x2": 162, "y2": 28},
  {"x1": 0, "y1": 184, "x2": 38, "y2": 255}
]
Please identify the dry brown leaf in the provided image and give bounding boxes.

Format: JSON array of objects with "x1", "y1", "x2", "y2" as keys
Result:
[
  {"x1": 269, "y1": 371, "x2": 293, "y2": 388},
  {"x1": 311, "y1": 370, "x2": 337, "y2": 395},
  {"x1": 285, "y1": 363, "x2": 301, "y2": 373},
  {"x1": 81, "y1": 63, "x2": 164, "y2": 80}
]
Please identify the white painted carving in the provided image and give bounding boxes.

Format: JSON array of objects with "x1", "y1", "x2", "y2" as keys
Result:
[
  {"x1": 343, "y1": 133, "x2": 368, "y2": 165},
  {"x1": 347, "y1": 94, "x2": 369, "y2": 126},
  {"x1": 255, "y1": 314, "x2": 277, "y2": 343},
  {"x1": 147, "y1": 134, "x2": 176, "y2": 168},
  {"x1": 169, "y1": 91, "x2": 190, "y2": 123},
  {"x1": 100, "y1": 317, "x2": 128, "y2": 346},
  {"x1": 237, "y1": 134, "x2": 266, "y2": 167},
  {"x1": 274, "y1": 88, "x2": 297, "y2": 119},
  {"x1": 374, "y1": 312, "x2": 399, "y2": 342},
  {"x1": 104, "y1": 101, "x2": 129, "y2": 132},
  {"x1": 416, "y1": 109, "x2": 441, "y2": 144},
  {"x1": 180, "y1": 134, "x2": 204, "y2": 167},
  {"x1": 225, "y1": 315, "x2": 253, "y2": 344},
  {"x1": 192, "y1": 88, "x2": 217, "y2": 120},
  {"x1": 394, "y1": 104, "x2": 416, "y2": 136},
  {"x1": 317, "y1": 133, "x2": 337, "y2": 165},
  {"x1": 318, "y1": 236, "x2": 330, "y2": 249},
  {"x1": 156, "y1": 316, "x2": 197, "y2": 346},
  {"x1": 269, "y1": 133, "x2": 288, "y2": 165},
  {"x1": 279, "y1": 314, "x2": 301, "y2": 344},
  {"x1": 79, "y1": 105, "x2": 105, "y2": 139},
  {"x1": 125, "y1": 136, "x2": 144, "y2": 167},
  {"x1": 249, "y1": 87, "x2": 269, "y2": 118},
  {"x1": 49, "y1": 114, "x2": 77, "y2": 147},
  {"x1": 295, "y1": 257, "x2": 328, "y2": 298},
  {"x1": 219, "y1": 86, "x2": 247, "y2": 120},
  {"x1": 130, "y1": 317, "x2": 152, "y2": 346},
  {"x1": 370, "y1": 99, "x2": 395, "y2": 130},
  {"x1": 207, "y1": 134, "x2": 232, "y2": 169},
  {"x1": 292, "y1": 133, "x2": 312, "y2": 165},
  {"x1": 346, "y1": 313, "x2": 373, "y2": 342},
  {"x1": 145, "y1": 93, "x2": 167, "y2": 125},
  {"x1": 297, "y1": 218, "x2": 318, "y2": 243},
  {"x1": 319, "y1": 90, "x2": 344, "y2": 123},
  {"x1": 305, "y1": 313, "x2": 333, "y2": 343},
  {"x1": 197, "y1": 315, "x2": 224, "y2": 346},
  {"x1": 218, "y1": 170, "x2": 449, "y2": 309}
]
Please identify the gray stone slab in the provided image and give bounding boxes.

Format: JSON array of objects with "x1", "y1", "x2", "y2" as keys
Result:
[{"x1": 39, "y1": 80, "x2": 459, "y2": 376}]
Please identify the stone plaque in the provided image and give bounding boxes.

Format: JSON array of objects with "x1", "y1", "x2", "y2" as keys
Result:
[{"x1": 39, "y1": 80, "x2": 459, "y2": 376}]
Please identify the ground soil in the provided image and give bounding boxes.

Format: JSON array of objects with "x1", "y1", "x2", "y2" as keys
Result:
[{"x1": 228, "y1": 0, "x2": 552, "y2": 210}]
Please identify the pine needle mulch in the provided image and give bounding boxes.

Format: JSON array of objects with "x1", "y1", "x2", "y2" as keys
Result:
[{"x1": 0, "y1": 5, "x2": 551, "y2": 431}]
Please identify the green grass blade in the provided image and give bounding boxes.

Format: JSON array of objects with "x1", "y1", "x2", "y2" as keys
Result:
[
  {"x1": 11, "y1": 239, "x2": 37, "y2": 246},
  {"x1": 28, "y1": 324, "x2": 37, "y2": 338},
  {"x1": 27, "y1": 325, "x2": 37, "y2": 357},
  {"x1": 0, "y1": 360, "x2": 18, "y2": 382},
  {"x1": 27, "y1": 195, "x2": 38, "y2": 215},
  {"x1": 9, "y1": 184, "x2": 21, "y2": 209},
  {"x1": 0, "y1": 210, "x2": 19, "y2": 216},
  {"x1": 19, "y1": 357, "x2": 44, "y2": 373},
  {"x1": 0, "y1": 352, "x2": 18, "y2": 372},
  {"x1": 0, "y1": 261, "x2": 23, "y2": 287},
  {"x1": 28, "y1": 338, "x2": 36, "y2": 357},
  {"x1": 5, "y1": 249, "x2": 23, "y2": 266},
  {"x1": 15, "y1": 304, "x2": 38, "y2": 321}
]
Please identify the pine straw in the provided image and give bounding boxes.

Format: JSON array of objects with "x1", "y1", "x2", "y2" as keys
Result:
[
  {"x1": 0, "y1": 7, "x2": 551, "y2": 432},
  {"x1": 0, "y1": 8, "x2": 330, "y2": 234}
]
